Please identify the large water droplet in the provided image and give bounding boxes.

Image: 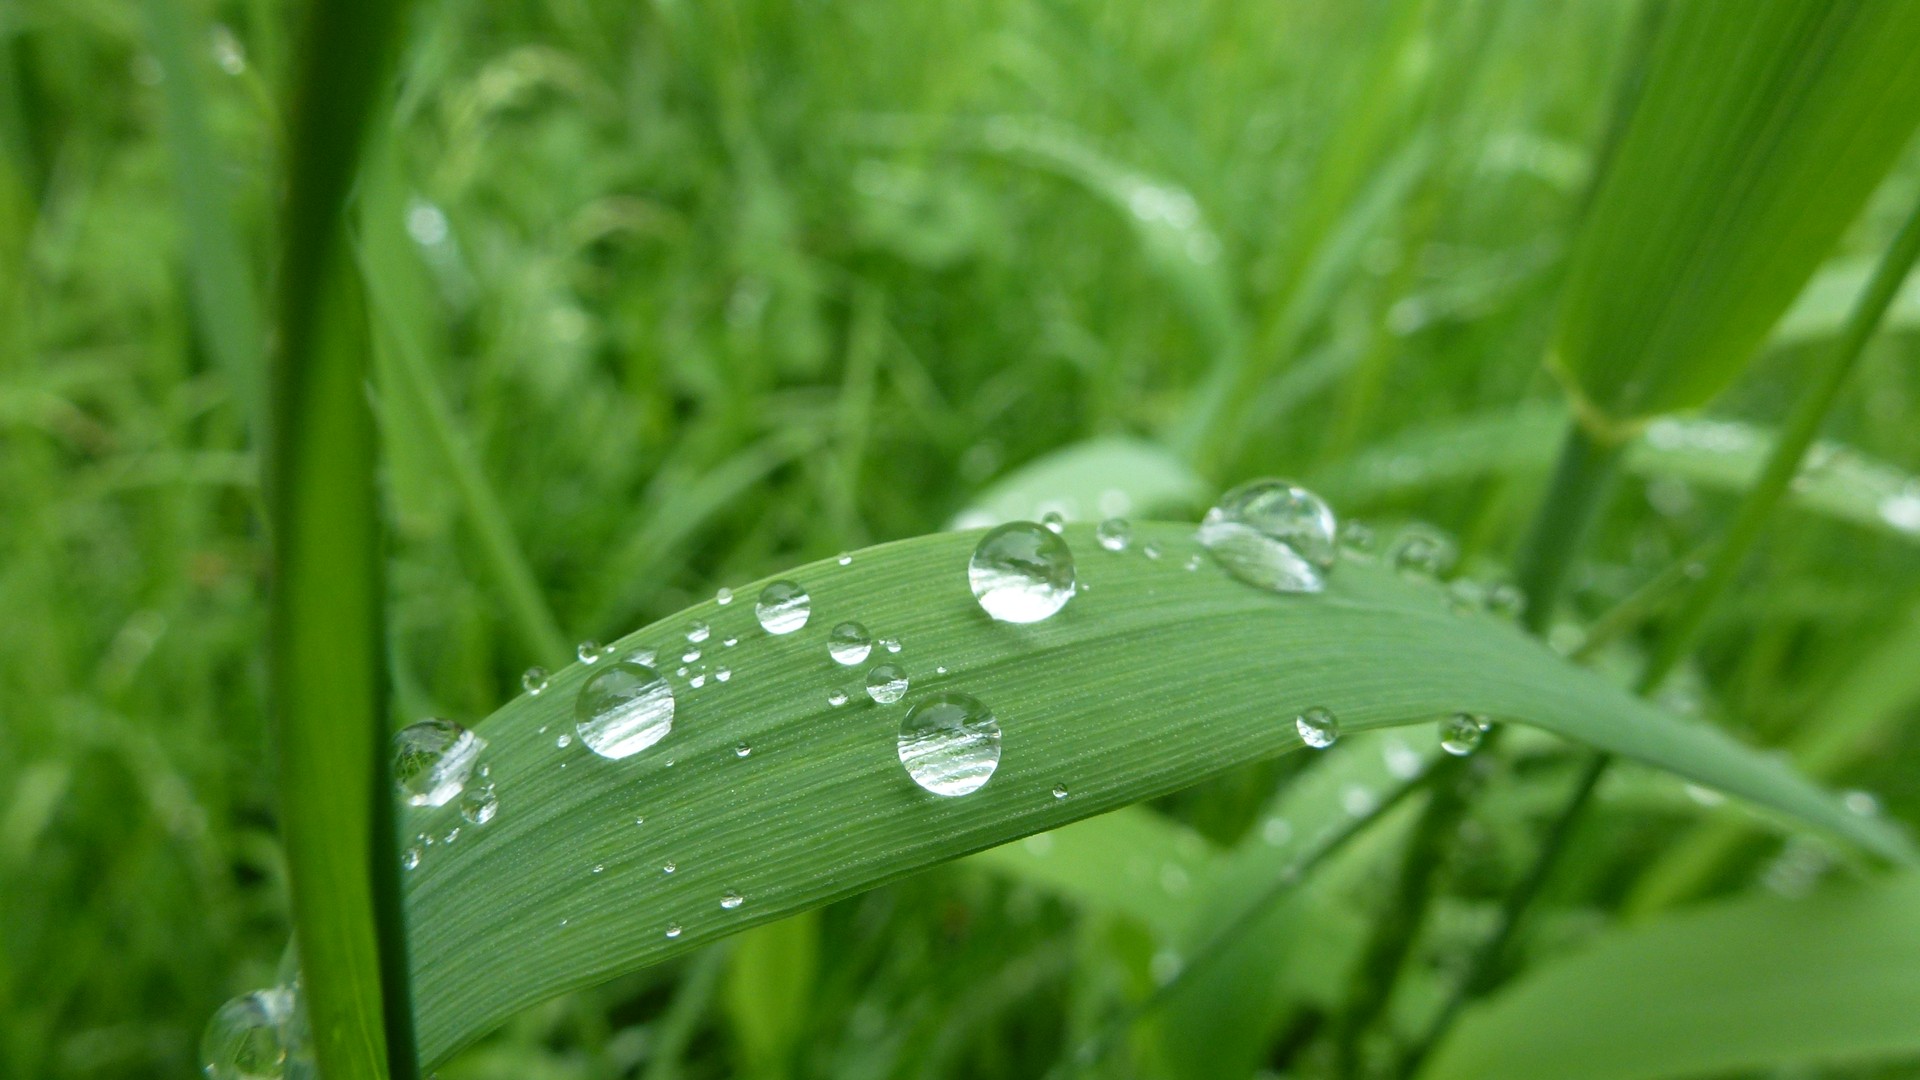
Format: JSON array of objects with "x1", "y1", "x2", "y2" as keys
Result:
[
  {"x1": 574, "y1": 662, "x2": 675, "y2": 760},
  {"x1": 898, "y1": 692, "x2": 1002, "y2": 796},
  {"x1": 392, "y1": 719, "x2": 486, "y2": 807},
  {"x1": 866, "y1": 663, "x2": 909, "y2": 703},
  {"x1": 756, "y1": 580, "x2": 811, "y2": 634},
  {"x1": 1439, "y1": 713, "x2": 1490, "y2": 756},
  {"x1": 1097, "y1": 518, "x2": 1131, "y2": 552},
  {"x1": 1199, "y1": 479, "x2": 1337, "y2": 593},
  {"x1": 202, "y1": 988, "x2": 295, "y2": 1080},
  {"x1": 521, "y1": 667, "x2": 549, "y2": 695},
  {"x1": 829, "y1": 621, "x2": 872, "y2": 666},
  {"x1": 969, "y1": 522, "x2": 1076, "y2": 623},
  {"x1": 1295, "y1": 707, "x2": 1338, "y2": 749}
]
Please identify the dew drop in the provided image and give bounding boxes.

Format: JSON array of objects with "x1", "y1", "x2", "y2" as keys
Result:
[
  {"x1": 829, "y1": 621, "x2": 872, "y2": 666},
  {"x1": 687, "y1": 621, "x2": 711, "y2": 644},
  {"x1": 1338, "y1": 520, "x2": 1375, "y2": 554},
  {"x1": 715, "y1": 666, "x2": 732, "y2": 683},
  {"x1": 968, "y1": 522, "x2": 1076, "y2": 623},
  {"x1": 201, "y1": 988, "x2": 295, "y2": 1080},
  {"x1": 898, "y1": 692, "x2": 1002, "y2": 796},
  {"x1": 1096, "y1": 517, "x2": 1131, "y2": 552},
  {"x1": 1341, "y1": 784, "x2": 1378, "y2": 817},
  {"x1": 1439, "y1": 713, "x2": 1489, "y2": 756},
  {"x1": 935, "y1": 665, "x2": 948, "y2": 675},
  {"x1": 1486, "y1": 583, "x2": 1526, "y2": 620},
  {"x1": 838, "y1": 552, "x2": 854, "y2": 566},
  {"x1": 392, "y1": 719, "x2": 486, "y2": 807},
  {"x1": 1198, "y1": 478, "x2": 1337, "y2": 593},
  {"x1": 626, "y1": 646, "x2": 658, "y2": 666},
  {"x1": 682, "y1": 646, "x2": 702, "y2": 664},
  {"x1": 722, "y1": 635, "x2": 738, "y2": 647},
  {"x1": 400, "y1": 847, "x2": 421, "y2": 871},
  {"x1": 827, "y1": 689, "x2": 849, "y2": 708},
  {"x1": 734, "y1": 742, "x2": 751, "y2": 758},
  {"x1": 459, "y1": 782, "x2": 498, "y2": 825},
  {"x1": 1183, "y1": 553, "x2": 1202, "y2": 571},
  {"x1": 1143, "y1": 541, "x2": 1163, "y2": 560},
  {"x1": 522, "y1": 667, "x2": 549, "y2": 695},
  {"x1": 720, "y1": 891, "x2": 744, "y2": 910},
  {"x1": 715, "y1": 587, "x2": 733, "y2": 606},
  {"x1": 1041, "y1": 510, "x2": 1066, "y2": 534},
  {"x1": 756, "y1": 580, "x2": 811, "y2": 634},
  {"x1": 555, "y1": 733, "x2": 572, "y2": 748},
  {"x1": 880, "y1": 636, "x2": 902, "y2": 654},
  {"x1": 577, "y1": 640, "x2": 603, "y2": 663},
  {"x1": 1295, "y1": 707, "x2": 1338, "y2": 749},
  {"x1": 662, "y1": 861, "x2": 677, "y2": 875},
  {"x1": 688, "y1": 671, "x2": 707, "y2": 689},
  {"x1": 1390, "y1": 526, "x2": 1455, "y2": 578},
  {"x1": 574, "y1": 662, "x2": 675, "y2": 760},
  {"x1": 592, "y1": 863, "x2": 605, "y2": 874},
  {"x1": 1052, "y1": 784, "x2": 1068, "y2": 800},
  {"x1": 665, "y1": 923, "x2": 682, "y2": 939},
  {"x1": 1383, "y1": 738, "x2": 1422, "y2": 780},
  {"x1": 866, "y1": 663, "x2": 909, "y2": 703}
]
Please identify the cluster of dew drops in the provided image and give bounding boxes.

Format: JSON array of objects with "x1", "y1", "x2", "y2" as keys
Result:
[{"x1": 201, "y1": 479, "x2": 1528, "y2": 1080}]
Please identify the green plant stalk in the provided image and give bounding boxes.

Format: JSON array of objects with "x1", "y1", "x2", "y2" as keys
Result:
[
  {"x1": 1512, "y1": 423, "x2": 1627, "y2": 635},
  {"x1": 1410, "y1": 190, "x2": 1920, "y2": 1076}
]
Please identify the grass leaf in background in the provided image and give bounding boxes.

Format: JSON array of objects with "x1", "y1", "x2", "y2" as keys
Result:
[
  {"x1": 1552, "y1": 0, "x2": 1920, "y2": 430},
  {"x1": 398, "y1": 525, "x2": 1902, "y2": 1065}
]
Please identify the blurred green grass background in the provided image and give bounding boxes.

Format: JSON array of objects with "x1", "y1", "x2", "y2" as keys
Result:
[{"x1": 4, "y1": 0, "x2": 1920, "y2": 1077}]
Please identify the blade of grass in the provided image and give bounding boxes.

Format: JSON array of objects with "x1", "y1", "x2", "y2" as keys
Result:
[
  {"x1": 397, "y1": 523, "x2": 1906, "y2": 1065},
  {"x1": 269, "y1": 0, "x2": 417, "y2": 1076}
]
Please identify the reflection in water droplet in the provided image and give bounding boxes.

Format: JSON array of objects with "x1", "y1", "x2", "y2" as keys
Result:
[
  {"x1": 574, "y1": 662, "x2": 675, "y2": 760},
  {"x1": 201, "y1": 988, "x2": 295, "y2": 1080},
  {"x1": 866, "y1": 663, "x2": 909, "y2": 703},
  {"x1": 1052, "y1": 784, "x2": 1068, "y2": 800},
  {"x1": 829, "y1": 621, "x2": 872, "y2": 666},
  {"x1": 393, "y1": 719, "x2": 486, "y2": 807},
  {"x1": 626, "y1": 647, "x2": 657, "y2": 666},
  {"x1": 1295, "y1": 707, "x2": 1338, "y2": 749},
  {"x1": 1096, "y1": 518, "x2": 1131, "y2": 552},
  {"x1": 577, "y1": 640, "x2": 603, "y2": 663},
  {"x1": 720, "y1": 891, "x2": 744, "y2": 910},
  {"x1": 734, "y1": 742, "x2": 751, "y2": 758},
  {"x1": 1439, "y1": 713, "x2": 1487, "y2": 756},
  {"x1": 522, "y1": 667, "x2": 549, "y2": 695},
  {"x1": 898, "y1": 692, "x2": 1002, "y2": 796},
  {"x1": 756, "y1": 580, "x2": 811, "y2": 634},
  {"x1": 1199, "y1": 479, "x2": 1337, "y2": 593},
  {"x1": 969, "y1": 522, "x2": 1076, "y2": 623}
]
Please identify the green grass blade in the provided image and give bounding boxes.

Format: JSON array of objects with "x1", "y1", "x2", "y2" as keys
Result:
[
  {"x1": 951, "y1": 436, "x2": 1209, "y2": 530},
  {"x1": 397, "y1": 524, "x2": 1905, "y2": 1064},
  {"x1": 1422, "y1": 874, "x2": 1920, "y2": 1080},
  {"x1": 1552, "y1": 0, "x2": 1920, "y2": 429}
]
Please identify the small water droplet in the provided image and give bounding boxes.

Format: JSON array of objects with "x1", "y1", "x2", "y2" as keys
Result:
[
  {"x1": 1183, "y1": 553, "x2": 1202, "y2": 571},
  {"x1": 682, "y1": 646, "x2": 702, "y2": 664},
  {"x1": 756, "y1": 580, "x2": 812, "y2": 634},
  {"x1": 676, "y1": 665, "x2": 689, "y2": 678},
  {"x1": 1486, "y1": 583, "x2": 1526, "y2": 620},
  {"x1": 1199, "y1": 479, "x2": 1337, "y2": 593},
  {"x1": 1447, "y1": 578, "x2": 1485, "y2": 615},
  {"x1": 664, "y1": 922, "x2": 682, "y2": 939},
  {"x1": 720, "y1": 891, "x2": 744, "y2": 910},
  {"x1": 577, "y1": 640, "x2": 603, "y2": 663},
  {"x1": 1052, "y1": 784, "x2": 1068, "y2": 800},
  {"x1": 828, "y1": 689, "x2": 849, "y2": 707},
  {"x1": 634, "y1": 815, "x2": 645, "y2": 826},
  {"x1": 898, "y1": 692, "x2": 1002, "y2": 796},
  {"x1": 592, "y1": 862, "x2": 605, "y2": 874},
  {"x1": 1295, "y1": 707, "x2": 1338, "y2": 749},
  {"x1": 734, "y1": 742, "x2": 751, "y2": 758},
  {"x1": 459, "y1": 782, "x2": 498, "y2": 825},
  {"x1": 881, "y1": 636, "x2": 902, "y2": 654},
  {"x1": 1142, "y1": 541, "x2": 1163, "y2": 560},
  {"x1": 400, "y1": 847, "x2": 421, "y2": 871},
  {"x1": 1096, "y1": 518, "x2": 1131, "y2": 552},
  {"x1": 715, "y1": 587, "x2": 733, "y2": 606},
  {"x1": 715, "y1": 666, "x2": 732, "y2": 683},
  {"x1": 1041, "y1": 510, "x2": 1066, "y2": 534},
  {"x1": 866, "y1": 663, "x2": 909, "y2": 703},
  {"x1": 1439, "y1": 713, "x2": 1487, "y2": 756},
  {"x1": 935, "y1": 665, "x2": 948, "y2": 675},
  {"x1": 687, "y1": 621, "x2": 711, "y2": 644},
  {"x1": 556, "y1": 733, "x2": 572, "y2": 748},
  {"x1": 662, "y1": 861, "x2": 677, "y2": 875},
  {"x1": 723, "y1": 635, "x2": 738, "y2": 647},
  {"x1": 1160, "y1": 863, "x2": 1190, "y2": 895},
  {"x1": 1338, "y1": 520, "x2": 1375, "y2": 554},
  {"x1": 689, "y1": 671, "x2": 707, "y2": 689},
  {"x1": 522, "y1": 667, "x2": 549, "y2": 695},
  {"x1": 201, "y1": 988, "x2": 296, "y2": 1080},
  {"x1": 1383, "y1": 738, "x2": 1422, "y2": 780},
  {"x1": 1150, "y1": 949, "x2": 1184, "y2": 985},
  {"x1": 626, "y1": 646, "x2": 657, "y2": 666},
  {"x1": 393, "y1": 719, "x2": 486, "y2": 807},
  {"x1": 575, "y1": 662, "x2": 675, "y2": 760},
  {"x1": 969, "y1": 522, "x2": 1076, "y2": 623},
  {"x1": 1390, "y1": 526, "x2": 1455, "y2": 578},
  {"x1": 829, "y1": 621, "x2": 872, "y2": 665}
]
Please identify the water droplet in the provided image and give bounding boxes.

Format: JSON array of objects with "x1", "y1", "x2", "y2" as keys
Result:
[
  {"x1": 720, "y1": 891, "x2": 744, "y2": 910},
  {"x1": 555, "y1": 733, "x2": 572, "y2": 748},
  {"x1": 1183, "y1": 553, "x2": 1202, "y2": 571},
  {"x1": 662, "y1": 861, "x2": 677, "y2": 875},
  {"x1": 829, "y1": 621, "x2": 872, "y2": 665},
  {"x1": 392, "y1": 719, "x2": 487, "y2": 807},
  {"x1": 1052, "y1": 784, "x2": 1068, "y2": 800},
  {"x1": 881, "y1": 636, "x2": 902, "y2": 654},
  {"x1": 1199, "y1": 479, "x2": 1337, "y2": 593},
  {"x1": 935, "y1": 665, "x2": 948, "y2": 675},
  {"x1": 682, "y1": 646, "x2": 702, "y2": 664},
  {"x1": 592, "y1": 863, "x2": 605, "y2": 874},
  {"x1": 1878, "y1": 489, "x2": 1920, "y2": 534},
  {"x1": 969, "y1": 522, "x2": 1076, "y2": 623},
  {"x1": 574, "y1": 662, "x2": 675, "y2": 760},
  {"x1": 577, "y1": 640, "x2": 602, "y2": 663},
  {"x1": 1390, "y1": 526, "x2": 1455, "y2": 578},
  {"x1": 1447, "y1": 579, "x2": 1485, "y2": 615},
  {"x1": 460, "y1": 782, "x2": 498, "y2": 825},
  {"x1": 665, "y1": 923, "x2": 683, "y2": 939},
  {"x1": 865, "y1": 663, "x2": 909, "y2": 703},
  {"x1": 734, "y1": 742, "x2": 751, "y2": 758},
  {"x1": 756, "y1": 580, "x2": 811, "y2": 634},
  {"x1": 1338, "y1": 520, "x2": 1375, "y2": 553},
  {"x1": 715, "y1": 666, "x2": 732, "y2": 683},
  {"x1": 1295, "y1": 707, "x2": 1338, "y2": 749},
  {"x1": 400, "y1": 847, "x2": 421, "y2": 871},
  {"x1": 723, "y1": 635, "x2": 738, "y2": 647},
  {"x1": 202, "y1": 988, "x2": 296, "y2": 1080},
  {"x1": 1041, "y1": 510, "x2": 1066, "y2": 534},
  {"x1": 688, "y1": 671, "x2": 707, "y2": 689},
  {"x1": 828, "y1": 689, "x2": 849, "y2": 708},
  {"x1": 1439, "y1": 713, "x2": 1486, "y2": 756},
  {"x1": 687, "y1": 621, "x2": 711, "y2": 644},
  {"x1": 715, "y1": 587, "x2": 733, "y2": 606},
  {"x1": 1096, "y1": 518, "x2": 1131, "y2": 552},
  {"x1": 1143, "y1": 541, "x2": 1163, "y2": 560},
  {"x1": 1486, "y1": 583, "x2": 1526, "y2": 620},
  {"x1": 522, "y1": 667, "x2": 549, "y2": 695},
  {"x1": 626, "y1": 646, "x2": 657, "y2": 666},
  {"x1": 898, "y1": 692, "x2": 1002, "y2": 796},
  {"x1": 838, "y1": 552, "x2": 854, "y2": 566}
]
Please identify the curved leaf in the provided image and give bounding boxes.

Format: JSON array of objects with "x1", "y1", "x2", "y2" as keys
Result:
[{"x1": 400, "y1": 524, "x2": 1907, "y2": 1064}]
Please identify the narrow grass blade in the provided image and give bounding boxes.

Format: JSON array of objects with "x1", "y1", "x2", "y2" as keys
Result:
[
  {"x1": 951, "y1": 436, "x2": 1209, "y2": 530},
  {"x1": 1552, "y1": 0, "x2": 1920, "y2": 429},
  {"x1": 1422, "y1": 874, "x2": 1920, "y2": 1080},
  {"x1": 397, "y1": 524, "x2": 1905, "y2": 1064}
]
